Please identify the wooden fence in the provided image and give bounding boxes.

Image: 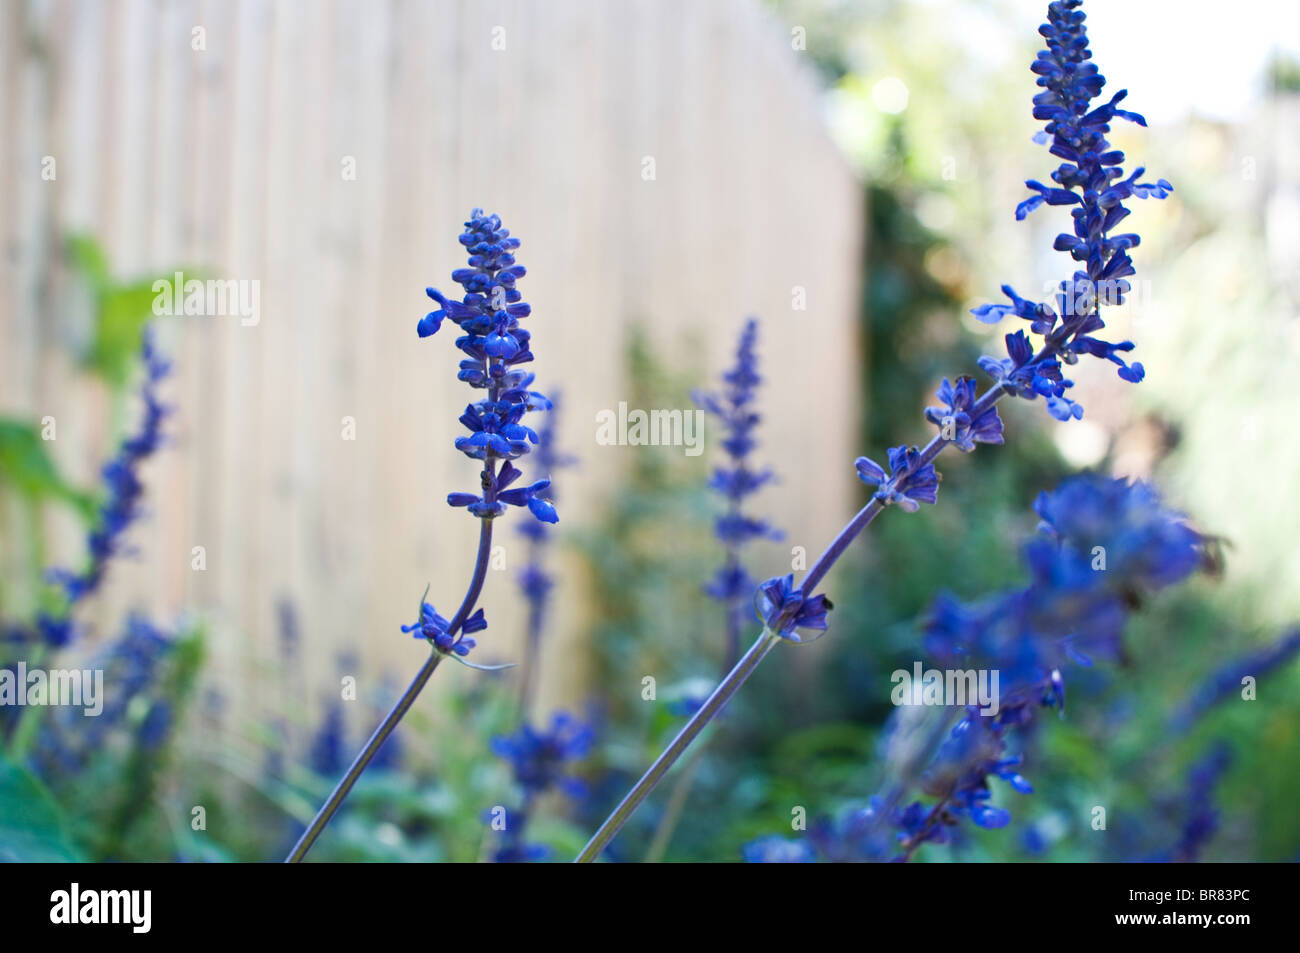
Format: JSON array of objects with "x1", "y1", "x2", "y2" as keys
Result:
[{"x1": 0, "y1": 0, "x2": 863, "y2": 743}]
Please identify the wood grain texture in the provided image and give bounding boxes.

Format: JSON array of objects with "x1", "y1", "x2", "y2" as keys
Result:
[{"x1": 0, "y1": 0, "x2": 863, "y2": 746}]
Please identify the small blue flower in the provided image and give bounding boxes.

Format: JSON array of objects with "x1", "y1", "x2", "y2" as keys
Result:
[
  {"x1": 309, "y1": 703, "x2": 347, "y2": 776},
  {"x1": 446, "y1": 460, "x2": 557, "y2": 524},
  {"x1": 976, "y1": 331, "x2": 1082, "y2": 421},
  {"x1": 924, "y1": 376, "x2": 1004, "y2": 452},
  {"x1": 518, "y1": 564, "x2": 553, "y2": 602},
  {"x1": 855, "y1": 445, "x2": 940, "y2": 512},
  {"x1": 491, "y1": 711, "x2": 594, "y2": 797},
  {"x1": 400, "y1": 600, "x2": 484, "y2": 656},
  {"x1": 755, "y1": 573, "x2": 832, "y2": 642}
]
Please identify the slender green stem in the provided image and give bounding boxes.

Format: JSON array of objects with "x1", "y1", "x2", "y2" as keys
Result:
[
  {"x1": 285, "y1": 516, "x2": 496, "y2": 863},
  {"x1": 285, "y1": 653, "x2": 445, "y2": 863},
  {"x1": 575, "y1": 630, "x2": 781, "y2": 862},
  {"x1": 642, "y1": 744, "x2": 705, "y2": 862},
  {"x1": 517, "y1": 602, "x2": 543, "y2": 714}
]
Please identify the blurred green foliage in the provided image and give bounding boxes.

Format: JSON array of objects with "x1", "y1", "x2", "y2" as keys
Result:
[
  {"x1": 65, "y1": 233, "x2": 192, "y2": 389},
  {"x1": 0, "y1": 420, "x2": 94, "y2": 515},
  {"x1": 0, "y1": 755, "x2": 83, "y2": 862}
]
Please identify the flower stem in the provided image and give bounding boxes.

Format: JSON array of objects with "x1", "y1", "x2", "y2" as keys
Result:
[
  {"x1": 899, "y1": 795, "x2": 951, "y2": 862},
  {"x1": 285, "y1": 517, "x2": 495, "y2": 863},
  {"x1": 575, "y1": 629, "x2": 781, "y2": 862},
  {"x1": 517, "y1": 597, "x2": 543, "y2": 714}
]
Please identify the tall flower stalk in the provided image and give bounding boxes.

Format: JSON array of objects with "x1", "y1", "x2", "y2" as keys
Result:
[
  {"x1": 490, "y1": 711, "x2": 593, "y2": 862},
  {"x1": 288, "y1": 208, "x2": 555, "y2": 862},
  {"x1": 1, "y1": 328, "x2": 170, "y2": 654},
  {"x1": 515, "y1": 394, "x2": 574, "y2": 713},
  {"x1": 575, "y1": 0, "x2": 1171, "y2": 862},
  {"x1": 694, "y1": 318, "x2": 782, "y2": 667},
  {"x1": 639, "y1": 319, "x2": 781, "y2": 862},
  {"x1": 2, "y1": 328, "x2": 170, "y2": 759}
]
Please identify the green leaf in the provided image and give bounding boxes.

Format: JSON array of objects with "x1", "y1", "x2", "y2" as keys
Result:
[
  {"x1": 0, "y1": 417, "x2": 95, "y2": 516},
  {"x1": 65, "y1": 233, "x2": 192, "y2": 388},
  {"x1": 65, "y1": 233, "x2": 110, "y2": 293},
  {"x1": 87, "y1": 280, "x2": 166, "y2": 387},
  {"x1": 0, "y1": 753, "x2": 83, "y2": 861}
]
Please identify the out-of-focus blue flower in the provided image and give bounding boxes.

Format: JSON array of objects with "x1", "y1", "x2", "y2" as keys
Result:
[
  {"x1": 493, "y1": 838, "x2": 552, "y2": 864},
  {"x1": 971, "y1": 0, "x2": 1171, "y2": 418},
  {"x1": 747, "y1": 798, "x2": 896, "y2": 863},
  {"x1": 1032, "y1": 475, "x2": 1202, "y2": 591},
  {"x1": 901, "y1": 476, "x2": 1204, "y2": 854},
  {"x1": 491, "y1": 711, "x2": 593, "y2": 798},
  {"x1": 513, "y1": 394, "x2": 574, "y2": 703},
  {"x1": 138, "y1": 700, "x2": 173, "y2": 751},
  {"x1": 924, "y1": 376, "x2": 1004, "y2": 452},
  {"x1": 752, "y1": 474, "x2": 1205, "y2": 862},
  {"x1": 516, "y1": 391, "x2": 575, "y2": 546},
  {"x1": 695, "y1": 320, "x2": 783, "y2": 659},
  {"x1": 309, "y1": 703, "x2": 347, "y2": 776},
  {"x1": 1169, "y1": 629, "x2": 1300, "y2": 731},
  {"x1": 422, "y1": 209, "x2": 556, "y2": 525},
  {"x1": 518, "y1": 564, "x2": 553, "y2": 604},
  {"x1": 28, "y1": 614, "x2": 76, "y2": 649},
  {"x1": 693, "y1": 319, "x2": 779, "y2": 527},
  {"x1": 17, "y1": 330, "x2": 170, "y2": 649},
  {"x1": 1172, "y1": 743, "x2": 1232, "y2": 862},
  {"x1": 277, "y1": 598, "x2": 300, "y2": 664},
  {"x1": 93, "y1": 615, "x2": 172, "y2": 733},
  {"x1": 740, "y1": 834, "x2": 817, "y2": 863},
  {"x1": 910, "y1": 713, "x2": 1031, "y2": 845},
  {"x1": 928, "y1": 475, "x2": 1202, "y2": 692},
  {"x1": 491, "y1": 710, "x2": 595, "y2": 863},
  {"x1": 855, "y1": 445, "x2": 940, "y2": 512},
  {"x1": 30, "y1": 614, "x2": 176, "y2": 777}
]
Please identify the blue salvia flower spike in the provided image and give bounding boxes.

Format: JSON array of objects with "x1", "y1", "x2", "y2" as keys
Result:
[
  {"x1": 515, "y1": 393, "x2": 575, "y2": 710},
  {"x1": 289, "y1": 209, "x2": 550, "y2": 862},
  {"x1": 8, "y1": 328, "x2": 171, "y2": 650},
  {"x1": 972, "y1": 0, "x2": 1171, "y2": 415},
  {"x1": 694, "y1": 318, "x2": 783, "y2": 662}
]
